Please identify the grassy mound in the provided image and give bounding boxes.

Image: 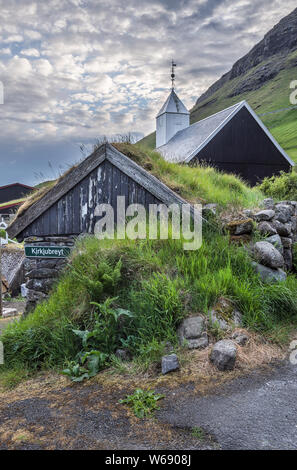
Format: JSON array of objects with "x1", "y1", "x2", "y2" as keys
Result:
[
  {"x1": 115, "y1": 143, "x2": 263, "y2": 208},
  {"x1": 2, "y1": 222, "x2": 297, "y2": 381}
]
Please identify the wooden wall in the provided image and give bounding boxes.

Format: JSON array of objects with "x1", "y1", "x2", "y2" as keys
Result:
[
  {"x1": 19, "y1": 160, "x2": 162, "y2": 239},
  {"x1": 191, "y1": 107, "x2": 291, "y2": 185}
]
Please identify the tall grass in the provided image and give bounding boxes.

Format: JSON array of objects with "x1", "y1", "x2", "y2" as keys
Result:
[{"x1": 114, "y1": 143, "x2": 263, "y2": 208}]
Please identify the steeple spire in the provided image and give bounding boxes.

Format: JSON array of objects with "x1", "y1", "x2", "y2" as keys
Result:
[{"x1": 171, "y1": 60, "x2": 176, "y2": 90}]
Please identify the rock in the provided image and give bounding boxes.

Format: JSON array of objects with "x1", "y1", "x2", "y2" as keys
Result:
[
  {"x1": 272, "y1": 220, "x2": 292, "y2": 237},
  {"x1": 254, "y1": 210, "x2": 275, "y2": 221},
  {"x1": 243, "y1": 209, "x2": 254, "y2": 218},
  {"x1": 227, "y1": 219, "x2": 253, "y2": 235},
  {"x1": 202, "y1": 203, "x2": 217, "y2": 217},
  {"x1": 283, "y1": 249, "x2": 293, "y2": 271},
  {"x1": 21, "y1": 283, "x2": 28, "y2": 298},
  {"x1": 281, "y1": 237, "x2": 292, "y2": 249},
  {"x1": 252, "y1": 262, "x2": 287, "y2": 283},
  {"x1": 115, "y1": 349, "x2": 131, "y2": 361},
  {"x1": 26, "y1": 289, "x2": 47, "y2": 302},
  {"x1": 161, "y1": 354, "x2": 180, "y2": 374},
  {"x1": 232, "y1": 332, "x2": 249, "y2": 346},
  {"x1": 26, "y1": 268, "x2": 58, "y2": 279},
  {"x1": 265, "y1": 234, "x2": 283, "y2": 255},
  {"x1": 178, "y1": 316, "x2": 208, "y2": 349},
  {"x1": 187, "y1": 333, "x2": 209, "y2": 350},
  {"x1": 275, "y1": 204, "x2": 293, "y2": 224},
  {"x1": 209, "y1": 297, "x2": 242, "y2": 330},
  {"x1": 2, "y1": 308, "x2": 18, "y2": 318},
  {"x1": 262, "y1": 198, "x2": 274, "y2": 209},
  {"x1": 257, "y1": 221, "x2": 277, "y2": 236},
  {"x1": 210, "y1": 340, "x2": 237, "y2": 371},
  {"x1": 291, "y1": 216, "x2": 297, "y2": 233},
  {"x1": 254, "y1": 241, "x2": 284, "y2": 269}
]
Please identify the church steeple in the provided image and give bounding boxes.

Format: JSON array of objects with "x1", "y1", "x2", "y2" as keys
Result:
[{"x1": 156, "y1": 61, "x2": 190, "y2": 148}]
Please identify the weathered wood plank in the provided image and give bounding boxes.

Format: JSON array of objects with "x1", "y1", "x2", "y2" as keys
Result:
[{"x1": 8, "y1": 146, "x2": 106, "y2": 239}]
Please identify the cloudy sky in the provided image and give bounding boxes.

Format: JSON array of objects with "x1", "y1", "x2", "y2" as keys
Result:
[{"x1": 0, "y1": 0, "x2": 296, "y2": 186}]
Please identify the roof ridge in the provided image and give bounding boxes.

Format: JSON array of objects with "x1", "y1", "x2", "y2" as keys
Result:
[{"x1": 192, "y1": 100, "x2": 244, "y2": 127}]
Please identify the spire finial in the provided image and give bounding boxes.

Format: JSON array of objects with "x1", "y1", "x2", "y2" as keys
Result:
[{"x1": 171, "y1": 59, "x2": 176, "y2": 89}]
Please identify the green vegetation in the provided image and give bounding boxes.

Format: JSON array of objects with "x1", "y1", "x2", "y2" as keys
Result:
[
  {"x1": 2, "y1": 219, "x2": 297, "y2": 383},
  {"x1": 139, "y1": 50, "x2": 297, "y2": 163},
  {"x1": 191, "y1": 426, "x2": 206, "y2": 440},
  {"x1": 119, "y1": 389, "x2": 165, "y2": 418},
  {"x1": 0, "y1": 198, "x2": 25, "y2": 208},
  {"x1": 259, "y1": 171, "x2": 297, "y2": 200},
  {"x1": 115, "y1": 143, "x2": 263, "y2": 208}
]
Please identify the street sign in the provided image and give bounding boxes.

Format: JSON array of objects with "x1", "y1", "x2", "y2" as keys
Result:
[{"x1": 25, "y1": 246, "x2": 71, "y2": 259}]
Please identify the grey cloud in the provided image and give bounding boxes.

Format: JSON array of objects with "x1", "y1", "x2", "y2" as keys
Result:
[{"x1": 0, "y1": 0, "x2": 296, "y2": 183}]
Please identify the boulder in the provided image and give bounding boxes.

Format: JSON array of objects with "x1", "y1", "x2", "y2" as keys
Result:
[
  {"x1": 227, "y1": 219, "x2": 253, "y2": 235},
  {"x1": 257, "y1": 221, "x2": 277, "y2": 236},
  {"x1": 178, "y1": 316, "x2": 208, "y2": 349},
  {"x1": 161, "y1": 354, "x2": 179, "y2": 374},
  {"x1": 254, "y1": 241, "x2": 284, "y2": 269},
  {"x1": 275, "y1": 204, "x2": 293, "y2": 224},
  {"x1": 210, "y1": 340, "x2": 237, "y2": 371},
  {"x1": 265, "y1": 234, "x2": 283, "y2": 255},
  {"x1": 272, "y1": 220, "x2": 292, "y2": 237},
  {"x1": 254, "y1": 210, "x2": 275, "y2": 221},
  {"x1": 252, "y1": 262, "x2": 287, "y2": 283}
]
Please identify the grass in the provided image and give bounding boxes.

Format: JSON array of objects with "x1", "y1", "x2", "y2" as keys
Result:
[
  {"x1": 114, "y1": 143, "x2": 263, "y2": 209},
  {"x1": 139, "y1": 49, "x2": 297, "y2": 162},
  {"x1": 0, "y1": 198, "x2": 25, "y2": 208},
  {"x1": 1, "y1": 219, "x2": 297, "y2": 385}
]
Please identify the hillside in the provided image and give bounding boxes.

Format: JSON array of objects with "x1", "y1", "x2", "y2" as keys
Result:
[{"x1": 140, "y1": 7, "x2": 297, "y2": 162}]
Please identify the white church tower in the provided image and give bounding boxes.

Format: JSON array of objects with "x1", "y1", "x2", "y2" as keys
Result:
[{"x1": 156, "y1": 61, "x2": 190, "y2": 148}]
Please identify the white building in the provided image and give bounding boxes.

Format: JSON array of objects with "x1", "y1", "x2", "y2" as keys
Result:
[{"x1": 156, "y1": 89, "x2": 190, "y2": 148}]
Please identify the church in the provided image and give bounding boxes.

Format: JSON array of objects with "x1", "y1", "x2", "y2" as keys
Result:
[{"x1": 155, "y1": 73, "x2": 294, "y2": 186}]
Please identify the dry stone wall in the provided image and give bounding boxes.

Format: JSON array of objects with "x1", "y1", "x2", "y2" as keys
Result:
[{"x1": 23, "y1": 236, "x2": 75, "y2": 314}]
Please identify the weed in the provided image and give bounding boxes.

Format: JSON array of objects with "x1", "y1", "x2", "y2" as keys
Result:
[
  {"x1": 191, "y1": 426, "x2": 206, "y2": 440},
  {"x1": 119, "y1": 388, "x2": 165, "y2": 418}
]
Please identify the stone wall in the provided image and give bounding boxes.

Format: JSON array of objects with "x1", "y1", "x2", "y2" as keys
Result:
[
  {"x1": 226, "y1": 199, "x2": 297, "y2": 282},
  {"x1": 23, "y1": 236, "x2": 75, "y2": 314}
]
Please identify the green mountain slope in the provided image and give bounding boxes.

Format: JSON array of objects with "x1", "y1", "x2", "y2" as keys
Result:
[{"x1": 139, "y1": 8, "x2": 297, "y2": 162}]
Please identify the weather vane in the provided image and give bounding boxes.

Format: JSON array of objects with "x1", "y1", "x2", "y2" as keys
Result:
[{"x1": 171, "y1": 60, "x2": 176, "y2": 89}]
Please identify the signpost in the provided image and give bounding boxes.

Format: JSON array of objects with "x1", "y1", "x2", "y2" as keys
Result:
[{"x1": 25, "y1": 246, "x2": 71, "y2": 259}]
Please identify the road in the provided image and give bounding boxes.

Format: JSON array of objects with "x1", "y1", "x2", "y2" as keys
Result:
[{"x1": 158, "y1": 361, "x2": 297, "y2": 450}]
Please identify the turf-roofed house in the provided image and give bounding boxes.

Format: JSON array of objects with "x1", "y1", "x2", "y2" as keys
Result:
[
  {"x1": 7, "y1": 143, "x2": 196, "y2": 313},
  {"x1": 156, "y1": 90, "x2": 294, "y2": 186},
  {"x1": 0, "y1": 182, "x2": 34, "y2": 216}
]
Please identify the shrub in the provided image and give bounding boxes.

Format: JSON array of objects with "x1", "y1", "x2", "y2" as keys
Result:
[{"x1": 258, "y1": 171, "x2": 297, "y2": 201}]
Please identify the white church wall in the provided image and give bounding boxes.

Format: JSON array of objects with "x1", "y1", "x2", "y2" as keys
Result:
[{"x1": 156, "y1": 112, "x2": 189, "y2": 148}]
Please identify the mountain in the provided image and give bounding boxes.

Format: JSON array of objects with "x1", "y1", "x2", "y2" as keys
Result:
[{"x1": 140, "y1": 7, "x2": 297, "y2": 162}]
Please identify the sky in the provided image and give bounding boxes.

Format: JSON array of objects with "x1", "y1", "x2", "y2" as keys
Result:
[{"x1": 0, "y1": 0, "x2": 296, "y2": 186}]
